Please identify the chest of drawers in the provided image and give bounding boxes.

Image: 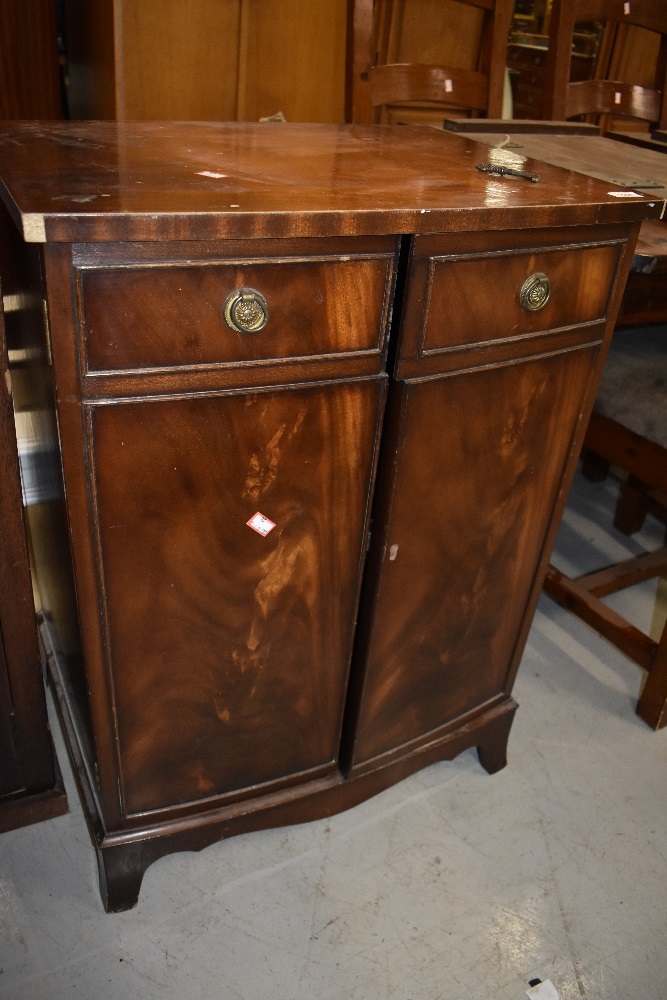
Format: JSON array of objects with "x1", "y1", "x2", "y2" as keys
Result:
[{"x1": 0, "y1": 121, "x2": 659, "y2": 910}]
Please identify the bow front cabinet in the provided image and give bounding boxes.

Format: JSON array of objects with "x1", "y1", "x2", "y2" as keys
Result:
[{"x1": 0, "y1": 121, "x2": 658, "y2": 910}]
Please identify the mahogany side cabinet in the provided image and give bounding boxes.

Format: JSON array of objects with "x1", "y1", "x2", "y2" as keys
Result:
[{"x1": 0, "y1": 121, "x2": 659, "y2": 910}]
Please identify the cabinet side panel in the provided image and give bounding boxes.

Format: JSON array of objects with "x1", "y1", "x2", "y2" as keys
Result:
[
  {"x1": 0, "y1": 207, "x2": 65, "y2": 795},
  {"x1": 88, "y1": 379, "x2": 383, "y2": 816},
  {"x1": 238, "y1": 0, "x2": 346, "y2": 123},
  {"x1": 349, "y1": 347, "x2": 599, "y2": 768}
]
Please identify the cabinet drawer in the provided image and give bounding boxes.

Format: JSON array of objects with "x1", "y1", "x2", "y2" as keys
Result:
[
  {"x1": 418, "y1": 240, "x2": 623, "y2": 355},
  {"x1": 76, "y1": 250, "x2": 395, "y2": 375}
]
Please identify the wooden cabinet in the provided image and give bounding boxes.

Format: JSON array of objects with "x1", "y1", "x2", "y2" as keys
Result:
[
  {"x1": 69, "y1": 236, "x2": 392, "y2": 818},
  {"x1": 0, "y1": 120, "x2": 657, "y2": 909}
]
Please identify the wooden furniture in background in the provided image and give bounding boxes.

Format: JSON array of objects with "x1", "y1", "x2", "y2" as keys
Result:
[
  {"x1": 0, "y1": 0, "x2": 62, "y2": 118},
  {"x1": 544, "y1": 328, "x2": 667, "y2": 731},
  {"x1": 64, "y1": 0, "x2": 347, "y2": 123},
  {"x1": 346, "y1": 0, "x2": 513, "y2": 124},
  {"x1": 507, "y1": 41, "x2": 595, "y2": 120},
  {"x1": 0, "y1": 120, "x2": 656, "y2": 909},
  {"x1": 543, "y1": 0, "x2": 667, "y2": 130}
]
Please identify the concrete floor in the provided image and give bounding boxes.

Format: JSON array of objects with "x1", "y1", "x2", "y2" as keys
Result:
[{"x1": 1, "y1": 468, "x2": 665, "y2": 1000}]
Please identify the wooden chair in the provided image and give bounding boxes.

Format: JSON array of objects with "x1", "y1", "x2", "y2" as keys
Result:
[
  {"x1": 346, "y1": 0, "x2": 513, "y2": 125},
  {"x1": 544, "y1": 326, "x2": 667, "y2": 731},
  {"x1": 543, "y1": 1, "x2": 667, "y2": 322},
  {"x1": 542, "y1": 0, "x2": 667, "y2": 130}
]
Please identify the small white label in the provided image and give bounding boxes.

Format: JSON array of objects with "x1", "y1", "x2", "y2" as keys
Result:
[
  {"x1": 246, "y1": 512, "x2": 276, "y2": 536},
  {"x1": 624, "y1": 2, "x2": 630, "y2": 14},
  {"x1": 389, "y1": 544, "x2": 399, "y2": 561},
  {"x1": 445, "y1": 79, "x2": 453, "y2": 93},
  {"x1": 607, "y1": 190, "x2": 644, "y2": 197},
  {"x1": 526, "y1": 981, "x2": 560, "y2": 1000},
  {"x1": 614, "y1": 91, "x2": 622, "y2": 104}
]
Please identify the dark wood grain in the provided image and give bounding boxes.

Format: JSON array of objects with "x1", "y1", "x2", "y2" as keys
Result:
[
  {"x1": 346, "y1": 346, "x2": 602, "y2": 771},
  {"x1": 0, "y1": 242, "x2": 68, "y2": 828},
  {"x1": 0, "y1": 122, "x2": 661, "y2": 245},
  {"x1": 413, "y1": 240, "x2": 621, "y2": 353},
  {"x1": 0, "y1": 0, "x2": 61, "y2": 119},
  {"x1": 77, "y1": 244, "x2": 395, "y2": 375},
  {"x1": 87, "y1": 379, "x2": 385, "y2": 817}
]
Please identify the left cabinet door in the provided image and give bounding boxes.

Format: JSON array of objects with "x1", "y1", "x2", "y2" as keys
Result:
[{"x1": 46, "y1": 236, "x2": 396, "y2": 825}]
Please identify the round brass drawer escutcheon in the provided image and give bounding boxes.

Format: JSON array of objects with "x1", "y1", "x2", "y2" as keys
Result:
[
  {"x1": 223, "y1": 287, "x2": 269, "y2": 333},
  {"x1": 520, "y1": 272, "x2": 551, "y2": 312}
]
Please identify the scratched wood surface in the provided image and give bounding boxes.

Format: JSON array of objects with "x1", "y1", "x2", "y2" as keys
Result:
[{"x1": 0, "y1": 122, "x2": 661, "y2": 244}]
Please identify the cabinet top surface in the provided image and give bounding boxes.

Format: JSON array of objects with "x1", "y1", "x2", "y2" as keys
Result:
[{"x1": 0, "y1": 121, "x2": 661, "y2": 242}]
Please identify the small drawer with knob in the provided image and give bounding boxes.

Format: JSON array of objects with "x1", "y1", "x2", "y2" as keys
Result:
[
  {"x1": 402, "y1": 232, "x2": 626, "y2": 361},
  {"x1": 72, "y1": 238, "x2": 397, "y2": 377}
]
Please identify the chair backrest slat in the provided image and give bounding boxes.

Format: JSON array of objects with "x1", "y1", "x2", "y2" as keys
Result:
[
  {"x1": 544, "y1": 0, "x2": 667, "y2": 130},
  {"x1": 346, "y1": 0, "x2": 513, "y2": 125}
]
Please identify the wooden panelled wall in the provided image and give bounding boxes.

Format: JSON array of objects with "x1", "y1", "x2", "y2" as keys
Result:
[{"x1": 64, "y1": 0, "x2": 348, "y2": 122}]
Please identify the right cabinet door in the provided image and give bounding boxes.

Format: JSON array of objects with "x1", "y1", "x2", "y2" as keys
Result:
[{"x1": 346, "y1": 226, "x2": 629, "y2": 773}]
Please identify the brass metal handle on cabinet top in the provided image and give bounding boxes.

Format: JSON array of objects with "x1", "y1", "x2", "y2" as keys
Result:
[
  {"x1": 223, "y1": 287, "x2": 269, "y2": 333},
  {"x1": 519, "y1": 272, "x2": 550, "y2": 312}
]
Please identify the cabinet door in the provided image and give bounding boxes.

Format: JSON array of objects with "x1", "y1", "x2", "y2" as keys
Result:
[
  {"x1": 346, "y1": 347, "x2": 600, "y2": 771},
  {"x1": 344, "y1": 225, "x2": 629, "y2": 772},
  {"x1": 0, "y1": 287, "x2": 64, "y2": 826},
  {"x1": 87, "y1": 378, "x2": 384, "y2": 817}
]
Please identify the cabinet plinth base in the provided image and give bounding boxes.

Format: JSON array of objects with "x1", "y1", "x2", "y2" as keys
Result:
[{"x1": 44, "y1": 620, "x2": 517, "y2": 912}]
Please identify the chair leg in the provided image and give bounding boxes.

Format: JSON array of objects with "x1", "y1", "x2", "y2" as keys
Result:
[
  {"x1": 636, "y1": 618, "x2": 667, "y2": 731},
  {"x1": 614, "y1": 475, "x2": 650, "y2": 534}
]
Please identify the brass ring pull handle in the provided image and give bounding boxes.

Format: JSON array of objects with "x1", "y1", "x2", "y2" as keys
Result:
[
  {"x1": 520, "y1": 272, "x2": 550, "y2": 312},
  {"x1": 223, "y1": 287, "x2": 269, "y2": 333}
]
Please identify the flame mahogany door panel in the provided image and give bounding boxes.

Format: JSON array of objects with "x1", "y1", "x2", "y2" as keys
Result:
[
  {"x1": 87, "y1": 380, "x2": 386, "y2": 817},
  {"x1": 345, "y1": 348, "x2": 600, "y2": 771},
  {"x1": 0, "y1": 122, "x2": 651, "y2": 910},
  {"x1": 344, "y1": 225, "x2": 626, "y2": 774}
]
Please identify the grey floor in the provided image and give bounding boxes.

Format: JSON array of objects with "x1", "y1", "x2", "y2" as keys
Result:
[{"x1": 1, "y1": 468, "x2": 665, "y2": 1000}]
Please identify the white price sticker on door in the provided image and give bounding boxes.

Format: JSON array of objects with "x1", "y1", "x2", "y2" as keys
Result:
[{"x1": 246, "y1": 512, "x2": 276, "y2": 537}]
